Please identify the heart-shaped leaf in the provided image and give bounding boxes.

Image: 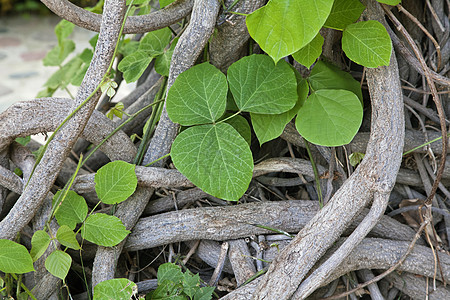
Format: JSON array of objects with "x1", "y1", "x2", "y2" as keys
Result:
[
  {"x1": 292, "y1": 33, "x2": 324, "y2": 68},
  {"x1": 246, "y1": 0, "x2": 333, "y2": 62},
  {"x1": 308, "y1": 60, "x2": 363, "y2": 101},
  {"x1": 0, "y1": 240, "x2": 34, "y2": 274},
  {"x1": 227, "y1": 54, "x2": 297, "y2": 114},
  {"x1": 95, "y1": 161, "x2": 138, "y2": 205},
  {"x1": 166, "y1": 63, "x2": 228, "y2": 125},
  {"x1": 93, "y1": 278, "x2": 137, "y2": 300},
  {"x1": 324, "y1": 0, "x2": 365, "y2": 30},
  {"x1": 81, "y1": 213, "x2": 130, "y2": 247},
  {"x1": 54, "y1": 190, "x2": 88, "y2": 230},
  {"x1": 342, "y1": 20, "x2": 392, "y2": 68},
  {"x1": 30, "y1": 230, "x2": 51, "y2": 262},
  {"x1": 45, "y1": 250, "x2": 71, "y2": 280},
  {"x1": 171, "y1": 123, "x2": 253, "y2": 201},
  {"x1": 56, "y1": 225, "x2": 81, "y2": 250},
  {"x1": 251, "y1": 77, "x2": 309, "y2": 145},
  {"x1": 295, "y1": 89, "x2": 363, "y2": 146}
]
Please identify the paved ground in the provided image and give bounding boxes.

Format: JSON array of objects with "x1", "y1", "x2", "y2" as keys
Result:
[
  {"x1": 0, "y1": 15, "x2": 134, "y2": 113},
  {"x1": 0, "y1": 15, "x2": 94, "y2": 112}
]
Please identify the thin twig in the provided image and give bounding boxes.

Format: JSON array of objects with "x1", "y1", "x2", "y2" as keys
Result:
[
  {"x1": 323, "y1": 218, "x2": 430, "y2": 300},
  {"x1": 383, "y1": 5, "x2": 448, "y2": 207}
]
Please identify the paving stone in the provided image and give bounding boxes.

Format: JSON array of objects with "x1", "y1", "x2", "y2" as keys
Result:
[
  {"x1": 9, "y1": 71, "x2": 39, "y2": 79},
  {"x1": 20, "y1": 50, "x2": 47, "y2": 61},
  {"x1": 0, "y1": 83, "x2": 13, "y2": 97},
  {"x1": 0, "y1": 36, "x2": 21, "y2": 47}
]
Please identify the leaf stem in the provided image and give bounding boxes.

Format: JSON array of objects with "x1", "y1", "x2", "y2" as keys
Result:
[
  {"x1": 216, "y1": 110, "x2": 242, "y2": 124},
  {"x1": 144, "y1": 153, "x2": 170, "y2": 167},
  {"x1": 403, "y1": 132, "x2": 450, "y2": 156},
  {"x1": 304, "y1": 140, "x2": 323, "y2": 208}
]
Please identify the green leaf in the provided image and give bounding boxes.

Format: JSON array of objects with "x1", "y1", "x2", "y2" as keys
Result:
[
  {"x1": 349, "y1": 152, "x2": 365, "y2": 166},
  {"x1": 0, "y1": 240, "x2": 34, "y2": 274},
  {"x1": 155, "y1": 38, "x2": 178, "y2": 77},
  {"x1": 81, "y1": 213, "x2": 130, "y2": 247},
  {"x1": 308, "y1": 60, "x2": 363, "y2": 101},
  {"x1": 171, "y1": 123, "x2": 253, "y2": 201},
  {"x1": 30, "y1": 230, "x2": 51, "y2": 262},
  {"x1": 139, "y1": 27, "x2": 172, "y2": 56},
  {"x1": 44, "y1": 57, "x2": 83, "y2": 89},
  {"x1": 376, "y1": 0, "x2": 400, "y2": 5},
  {"x1": 292, "y1": 33, "x2": 324, "y2": 68},
  {"x1": 224, "y1": 115, "x2": 252, "y2": 146},
  {"x1": 71, "y1": 63, "x2": 90, "y2": 86},
  {"x1": 193, "y1": 287, "x2": 215, "y2": 300},
  {"x1": 15, "y1": 136, "x2": 31, "y2": 146},
  {"x1": 54, "y1": 20, "x2": 74, "y2": 44},
  {"x1": 342, "y1": 20, "x2": 392, "y2": 68},
  {"x1": 56, "y1": 225, "x2": 81, "y2": 250},
  {"x1": 53, "y1": 190, "x2": 88, "y2": 230},
  {"x1": 120, "y1": 40, "x2": 140, "y2": 57},
  {"x1": 324, "y1": 0, "x2": 366, "y2": 30},
  {"x1": 251, "y1": 78, "x2": 308, "y2": 145},
  {"x1": 89, "y1": 34, "x2": 99, "y2": 48},
  {"x1": 45, "y1": 250, "x2": 71, "y2": 280},
  {"x1": 166, "y1": 63, "x2": 228, "y2": 125},
  {"x1": 43, "y1": 40, "x2": 75, "y2": 66},
  {"x1": 94, "y1": 161, "x2": 138, "y2": 205},
  {"x1": 93, "y1": 278, "x2": 137, "y2": 300},
  {"x1": 295, "y1": 89, "x2": 363, "y2": 146},
  {"x1": 182, "y1": 272, "x2": 201, "y2": 298},
  {"x1": 118, "y1": 51, "x2": 153, "y2": 83},
  {"x1": 157, "y1": 263, "x2": 183, "y2": 285},
  {"x1": 227, "y1": 54, "x2": 297, "y2": 114},
  {"x1": 159, "y1": 0, "x2": 176, "y2": 8},
  {"x1": 246, "y1": 0, "x2": 333, "y2": 62}
]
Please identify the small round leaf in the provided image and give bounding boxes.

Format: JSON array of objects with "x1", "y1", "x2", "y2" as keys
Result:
[
  {"x1": 81, "y1": 213, "x2": 130, "y2": 247},
  {"x1": 93, "y1": 278, "x2": 137, "y2": 300},
  {"x1": 95, "y1": 161, "x2": 138, "y2": 205},
  {"x1": 45, "y1": 250, "x2": 71, "y2": 280},
  {"x1": 295, "y1": 90, "x2": 363, "y2": 146},
  {"x1": 0, "y1": 240, "x2": 34, "y2": 274},
  {"x1": 342, "y1": 20, "x2": 392, "y2": 68}
]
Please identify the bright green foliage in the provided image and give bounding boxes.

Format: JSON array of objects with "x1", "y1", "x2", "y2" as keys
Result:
[
  {"x1": 15, "y1": 136, "x2": 31, "y2": 146},
  {"x1": 349, "y1": 152, "x2": 365, "y2": 166},
  {"x1": 81, "y1": 213, "x2": 130, "y2": 247},
  {"x1": 246, "y1": 0, "x2": 334, "y2": 62},
  {"x1": 71, "y1": 48, "x2": 93, "y2": 86},
  {"x1": 30, "y1": 230, "x2": 51, "y2": 262},
  {"x1": 101, "y1": 80, "x2": 118, "y2": 98},
  {"x1": 171, "y1": 123, "x2": 253, "y2": 201},
  {"x1": 296, "y1": 89, "x2": 363, "y2": 146},
  {"x1": 308, "y1": 60, "x2": 363, "y2": 101},
  {"x1": 376, "y1": 0, "x2": 401, "y2": 5},
  {"x1": 251, "y1": 78, "x2": 309, "y2": 145},
  {"x1": 106, "y1": 102, "x2": 125, "y2": 120},
  {"x1": 94, "y1": 161, "x2": 138, "y2": 205},
  {"x1": 342, "y1": 21, "x2": 392, "y2": 67},
  {"x1": 323, "y1": 0, "x2": 365, "y2": 30},
  {"x1": 44, "y1": 57, "x2": 84, "y2": 89},
  {"x1": 224, "y1": 114, "x2": 252, "y2": 146},
  {"x1": 45, "y1": 250, "x2": 71, "y2": 280},
  {"x1": 43, "y1": 20, "x2": 75, "y2": 66},
  {"x1": 227, "y1": 55, "x2": 297, "y2": 114},
  {"x1": 119, "y1": 28, "x2": 172, "y2": 82},
  {"x1": 147, "y1": 263, "x2": 214, "y2": 300},
  {"x1": 56, "y1": 225, "x2": 81, "y2": 250},
  {"x1": 155, "y1": 37, "x2": 178, "y2": 76},
  {"x1": 159, "y1": 0, "x2": 176, "y2": 8},
  {"x1": 292, "y1": 33, "x2": 324, "y2": 68},
  {"x1": 0, "y1": 240, "x2": 34, "y2": 274},
  {"x1": 93, "y1": 278, "x2": 137, "y2": 300},
  {"x1": 53, "y1": 190, "x2": 88, "y2": 230},
  {"x1": 166, "y1": 63, "x2": 228, "y2": 126},
  {"x1": 43, "y1": 40, "x2": 75, "y2": 67}
]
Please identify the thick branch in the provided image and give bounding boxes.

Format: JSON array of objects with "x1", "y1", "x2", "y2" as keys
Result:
[
  {"x1": 0, "y1": 0, "x2": 126, "y2": 240},
  {"x1": 40, "y1": 0, "x2": 193, "y2": 34}
]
